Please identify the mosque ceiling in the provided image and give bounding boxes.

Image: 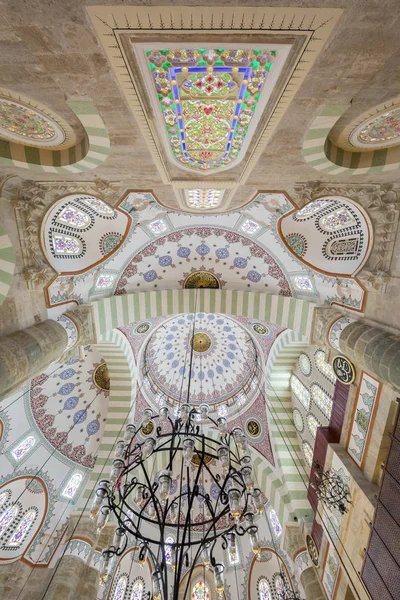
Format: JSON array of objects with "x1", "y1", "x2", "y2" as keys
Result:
[{"x1": 43, "y1": 191, "x2": 366, "y2": 316}]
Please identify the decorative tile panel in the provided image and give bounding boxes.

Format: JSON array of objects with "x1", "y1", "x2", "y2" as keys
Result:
[{"x1": 347, "y1": 372, "x2": 381, "y2": 467}]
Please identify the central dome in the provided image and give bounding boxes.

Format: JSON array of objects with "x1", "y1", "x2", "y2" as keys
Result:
[{"x1": 142, "y1": 313, "x2": 259, "y2": 413}]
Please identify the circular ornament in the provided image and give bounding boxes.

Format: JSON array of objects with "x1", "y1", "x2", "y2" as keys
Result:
[
  {"x1": 246, "y1": 419, "x2": 261, "y2": 437},
  {"x1": 93, "y1": 363, "x2": 110, "y2": 391},
  {"x1": 136, "y1": 322, "x2": 151, "y2": 335},
  {"x1": 141, "y1": 420, "x2": 155, "y2": 436},
  {"x1": 349, "y1": 105, "x2": 400, "y2": 149},
  {"x1": 332, "y1": 355, "x2": 356, "y2": 385},
  {"x1": 252, "y1": 323, "x2": 268, "y2": 335},
  {"x1": 306, "y1": 534, "x2": 319, "y2": 566},
  {"x1": 184, "y1": 271, "x2": 220, "y2": 289},
  {"x1": 0, "y1": 95, "x2": 73, "y2": 148},
  {"x1": 191, "y1": 332, "x2": 212, "y2": 353},
  {"x1": 293, "y1": 408, "x2": 304, "y2": 433},
  {"x1": 298, "y1": 353, "x2": 312, "y2": 376}
]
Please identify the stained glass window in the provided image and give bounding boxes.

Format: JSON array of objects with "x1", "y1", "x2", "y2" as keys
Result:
[
  {"x1": 7, "y1": 509, "x2": 36, "y2": 547},
  {"x1": 269, "y1": 509, "x2": 282, "y2": 537},
  {"x1": 191, "y1": 581, "x2": 210, "y2": 600},
  {"x1": 258, "y1": 578, "x2": 271, "y2": 600},
  {"x1": 149, "y1": 219, "x2": 167, "y2": 235},
  {"x1": 293, "y1": 276, "x2": 313, "y2": 291},
  {"x1": 302, "y1": 441, "x2": 314, "y2": 467},
  {"x1": 52, "y1": 233, "x2": 82, "y2": 255},
  {"x1": 146, "y1": 47, "x2": 276, "y2": 171},
  {"x1": 319, "y1": 208, "x2": 356, "y2": 231},
  {"x1": 82, "y1": 197, "x2": 114, "y2": 216},
  {"x1": 11, "y1": 435, "x2": 36, "y2": 461},
  {"x1": 164, "y1": 536, "x2": 174, "y2": 564},
  {"x1": 241, "y1": 219, "x2": 260, "y2": 234},
  {"x1": 95, "y1": 274, "x2": 114, "y2": 289},
  {"x1": 112, "y1": 576, "x2": 127, "y2": 600},
  {"x1": 290, "y1": 375, "x2": 310, "y2": 410},
  {"x1": 307, "y1": 414, "x2": 320, "y2": 439},
  {"x1": 61, "y1": 473, "x2": 83, "y2": 499},
  {"x1": 298, "y1": 353, "x2": 311, "y2": 376},
  {"x1": 186, "y1": 189, "x2": 222, "y2": 209},
  {"x1": 315, "y1": 350, "x2": 336, "y2": 382},
  {"x1": 296, "y1": 200, "x2": 330, "y2": 219},
  {"x1": 56, "y1": 205, "x2": 90, "y2": 228},
  {"x1": 0, "y1": 505, "x2": 18, "y2": 537},
  {"x1": 131, "y1": 580, "x2": 143, "y2": 600},
  {"x1": 311, "y1": 384, "x2": 333, "y2": 419}
]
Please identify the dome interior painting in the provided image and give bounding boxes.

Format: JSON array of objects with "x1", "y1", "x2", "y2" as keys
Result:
[
  {"x1": 0, "y1": 3, "x2": 400, "y2": 600},
  {"x1": 44, "y1": 191, "x2": 367, "y2": 314}
]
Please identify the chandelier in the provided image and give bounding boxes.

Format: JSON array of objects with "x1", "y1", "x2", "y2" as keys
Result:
[
  {"x1": 311, "y1": 462, "x2": 352, "y2": 515},
  {"x1": 90, "y1": 403, "x2": 266, "y2": 600}
]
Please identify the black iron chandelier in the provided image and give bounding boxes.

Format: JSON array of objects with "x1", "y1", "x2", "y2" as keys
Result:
[
  {"x1": 90, "y1": 403, "x2": 266, "y2": 600},
  {"x1": 311, "y1": 461, "x2": 352, "y2": 515}
]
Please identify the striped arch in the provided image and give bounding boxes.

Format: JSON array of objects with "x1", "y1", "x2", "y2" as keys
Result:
[
  {"x1": 264, "y1": 330, "x2": 311, "y2": 523},
  {"x1": 0, "y1": 100, "x2": 110, "y2": 174},
  {"x1": 303, "y1": 104, "x2": 400, "y2": 175},
  {"x1": 90, "y1": 290, "x2": 316, "y2": 340},
  {"x1": 78, "y1": 329, "x2": 135, "y2": 510},
  {"x1": 0, "y1": 223, "x2": 15, "y2": 306},
  {"x1": 77, "y1": 291, "x2": 315, "y2": 519}
]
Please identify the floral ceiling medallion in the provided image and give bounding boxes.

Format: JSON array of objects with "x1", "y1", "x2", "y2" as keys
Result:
[
  {"x1": 145, "y1": 46, "x2": 279, "y2": 172},
  {"x1": 349, "y1": 105, "x2": 400, "y2": 149},
  {"x1": 0, "y1": 96, "x2": 68, "y2": 148}
]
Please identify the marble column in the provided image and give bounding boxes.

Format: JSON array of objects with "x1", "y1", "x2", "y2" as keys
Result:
[
  {"x1": 0, "y1": 304, "x2": 97, "y2": 401},
  {"x1": 313, "y1": 307, "x2": 400, "y2": 390},
  {"x1": 300, "y1": 567, "x2": 326, "y2": 600},
  {"x1": 41, "y1": 515, "x2": 100, "y2": 600},
  {"x1": 0, "y1": 320, "x2": 68, "y2": 401}
]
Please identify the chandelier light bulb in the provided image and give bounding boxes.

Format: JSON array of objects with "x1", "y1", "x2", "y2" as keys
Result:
[
  {"x1": 89, "y1": 479, "x2": 109, "y2": 520},
  {"x1": 180, "y1": 403, "x2": 191, "y2": 424},
  {"x1": 228, "y1": 488, "x2": 242, "y2": 520},
  {"x1": 109, "y1": 459, "x2": 125, "y2": 484},
  {"x1": 112, "y1": 527, "x2": 124, "y2": 551},
  {"x1": 96, "y1": 505, "x2": 110, "y2": 534},
  {"x1": 142, "y1": 408, "x2": 153, "y2": 428},
  {"x1": 134, "y1": 485, "x2": 144, "y2": 506},
  {"x1": 142, "y1": 437, "x2": 156, "y2": 459},
  {"x1": 138, "y1": 543, "x2": 148, "y2": 567},
  {"x1": 159, "y1": 406, "x2": 169, "y2": 424},
  {"x1": 158, "y1": 470, "x2": 172, "y2": 500},
  {"x1": 227, "y1": 532, "x2": 238, "y2": 563},
  {"x1": 232, "y1": 427, "x2": 243, "y2": 445},
  {"x1": 217, "y1": 445, "x2": 230, "y2": 471},
  {"x1": 217, "y1": 416, "x2": 228, "y2": 434},
  {"x1": 114, "y1": 440, "x2": 125, "y2": 458},
  {"x1": 241, "y1": 465, "x2": 254, "y2": 490},
  {"x1": 124, "y1": 424, "x2": 136, "y2": 442},
  {"x1": 199, "y1": 404, "x2": 209, "y2": 421},
  {"x1": 152, "y1": 570, "x2": 162, "y2": 600},
  {"x1": 214, "y1": 564, "x2": 225, "y2": 594},
  {"x1": 202, "y1": 543, "x2": 211, "y2": 566},
  {"x1": 249, "y1": 526, "x2": 261, "y2": 555},
  {"x1": 182, "y1": 437, "x2": 195, "y2": 463}
]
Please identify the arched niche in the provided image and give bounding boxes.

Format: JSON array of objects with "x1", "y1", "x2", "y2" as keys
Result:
[
  {"x1": 0, "y1": 476, "x2": 48, "y2": 564},
  {"x1": 178, "y1": 564, "x2": 217, "y2": 600},
  {"x1": 107, "y1": 547, "x2": 151, "y2": 600},
  {"x1": 278, "y1": 196, "x2": 373, "y2": 276},
  {"x1": 248, "y1": 548, "x2": 296, "y2": 600},
  {"x1": 41, "y1": 194, "x2": 131, "y2": 275}
]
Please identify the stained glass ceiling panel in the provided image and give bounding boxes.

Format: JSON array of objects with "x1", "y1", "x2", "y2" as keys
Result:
[{"x1": 139, "y1": 44, "x2": 291, "y2": 173}]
